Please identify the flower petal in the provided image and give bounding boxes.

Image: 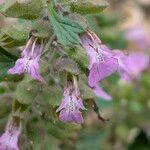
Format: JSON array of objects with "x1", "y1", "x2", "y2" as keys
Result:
[
  {"x1": 119, "y1": 67, "x2": 132, "y2": 82},
  {"x1": 72, "y1": 111, "x2": 84, "y2": 124},
  {"x1": 88, "y1": 58, "x2": 118, "y2": 87},
  {"x1": 125, "y1": 52, "x2": 149, "y2": 76},
  {"x1": 29, "y1": 60, "x2": 44, "y2": 82},
  {"x1": 59, "y1": 109, "x2": 73, "y2": 123},
  {"x1": 8, "y1": 58, "x2": 26, "y2": 74},
  {"x1": 56, "y1": 98, "x2": 68, "y2": 112},
  {"x1": 93, "y1": 84, "x2": 112, "y2": 101},
  {"x1": 0, "y1": 129, "x2": 20, "y2": 150}
]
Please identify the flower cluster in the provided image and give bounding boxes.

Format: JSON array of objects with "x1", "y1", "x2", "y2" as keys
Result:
[
  {"x1": 80, "y1": 30, "x2": 149, "y2": 100},
  {"x1": 7, "y1": 30, "x2": 149, "y2": 126},
  {"x1": 7, "y1": 29, "x2": 149, "y2": 127}
]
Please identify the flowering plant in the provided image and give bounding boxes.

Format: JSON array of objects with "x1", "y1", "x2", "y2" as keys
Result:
[{"x1": 0, "y1": 0, "x2": 149, "y2": 149}]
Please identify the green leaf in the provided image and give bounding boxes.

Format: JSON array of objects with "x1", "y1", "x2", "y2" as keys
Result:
[
  {"x1": 0, "y1": 19, "x2": 32, "y2": 47},
  {"x1": 47, "y1": 2, "x2": 84, "y2": 45},
  {"x1": 47, "y1": 123, "x2": 79, "y2": 140},
  {"x1": 0, "y1": 0, "x2": 43, "y2": 19},
  {"x1": 15, "y1": 79, "x2": 41, "y2": 105},
  {"x1": 0, "y1": 46, "x2": 17, "y2": 76},
  {"x1": 16, "y1": 78, "x2": 62, "y2": 106},
  {"x1": 66, "y1": 47, "x2": 89, "y2": 73},
  {"x1": 43, "y1": 84, "x2": 62, "y2": 106},
  {"x1": 0, "y1": 28, "x2": 28, "y2": 48},
  {"x1": 0, "y1": 47, "x2": 22, "y2": 81},
  {"x1": 68, "y1": 14, "x2": 88, "y2": 29},
  {"x1": 0, "y1": 19, "x2": 52, "y2": 48},
  {"x1": 70, "y1": 0, "x2": 109, "y2": 15}
]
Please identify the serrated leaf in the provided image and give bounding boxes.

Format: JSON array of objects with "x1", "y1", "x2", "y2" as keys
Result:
[
  {"x1": 47, "y1": 2, "x2": 84, "y2": 45},
  {"x1": 0, "y1": 46, "x2": 17, "y2": 76},
  {"x1": 70, "y1": 0, "x2": 109, "y2": 15},
  {"x1": 54, "y1": 58, "x2": 80, "y2": 74},
  {"x1": 1, "y1": 0, "x2": 43, "y2": 19}
]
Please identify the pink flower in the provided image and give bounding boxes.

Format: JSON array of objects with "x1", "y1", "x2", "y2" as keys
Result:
[
  {"x1": 0, "y1": 0, "x2": 4, "y2": 5},
  {"x1": 8, "y1": 37, "x2": 44, "y2": 82},
  {"x1": 0, "y1": 117, "x2": 21, "y2": 150},
  {"x1": 80, "y1": 31, "x2": 118, "y2": 87},
  {"x1": 80, "y1": 31, "x2": 118, "y2": 100},
  {"x1": 123, "y1": 52, "x2": 149, "y2": 81},
  {"x1": 92, "y1": 83, "x2": 112, "y2": 101},
  {"x1": 113, "y1": 51, "x2": 149, "y2": 82},
  {"x1": 125, "y1": 25, "x2": 149, "y2": 51},
  {"x1": 56, "y1": 83, "x2": 85, "y2": 124},
  {"x1": 113, "y1": 50, "x2": 131, "y2": 82}
]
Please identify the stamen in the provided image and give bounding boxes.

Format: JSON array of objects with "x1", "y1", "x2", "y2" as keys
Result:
[
  {"x1": 89, "y1": 43, "x2": 104, "y2": 62},
  {"x1": 68, "y1": 94, "x2": 75, "y2": 112},
  {"x1": 23, "y1": 36, "x2": 35, "y2": 54},
  {"x1": 31, "y1": 38, "x2": 38, "y2": 57},
  {"x1": 24, "y1": 59, "x2": 31, "y2": 72}
]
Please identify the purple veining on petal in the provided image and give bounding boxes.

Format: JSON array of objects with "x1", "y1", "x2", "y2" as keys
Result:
[
  {"x1": 8, "y1": 37, "x2": 44, "y2": 82},
  {"x1": 88, "y1": 58, "x2": 118, "y2": 87},
  {"x1": 56, "y1": 85, "x2": 85, "y2": 124},
  {"x1": 8, "y1": 58, "x2": 27, "y2": 74}
]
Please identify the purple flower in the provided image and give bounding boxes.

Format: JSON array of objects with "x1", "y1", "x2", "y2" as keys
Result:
[
  {"x1": 0, "y1": 0, "x2": 4, "y2": 5},
  {"x1": 125, "y1": 25, "x2": 149, "y2": 51},
  {"x1": 80, "y1": 31, "x2": 118, "y2": 87},
  {"x1": 8, "y1": 37, "x2": 44, "y2": 82},
  {"x1": 113, "y1": 51, "x2": 149, "y2": 82},
  {"x1": 123, "y1": 52, "x2": 149, "y2": 81},
  {"x1": 0, "y1": 117, "x2": 21, "y2": 150},
  {"x1": 92, "y1": 83, "x2": 112, "y2": 101},
  {"x1": 56, "y1": 84, "x2": 85, "y2": 124},
  {"x1": 113, "y1": 50, "x2": 131, "y2": 82}
]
